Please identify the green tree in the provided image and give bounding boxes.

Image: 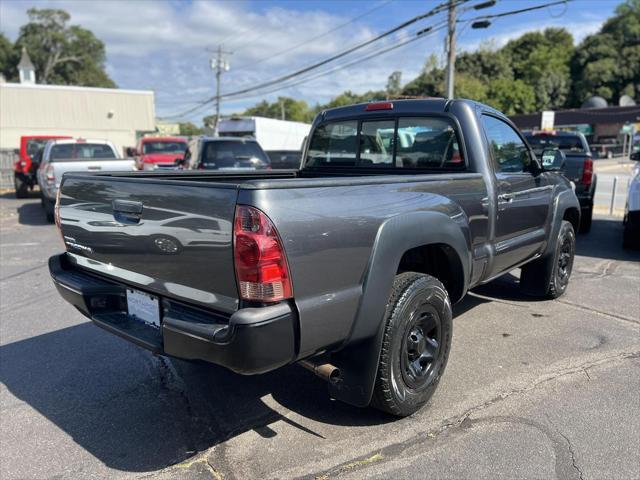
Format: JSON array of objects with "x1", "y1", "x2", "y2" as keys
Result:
[
  {"x1": 240, "y1": 96, "x2": 314, "y2": 122},
  {"x1": 487, "y1": 78, "x2": 536, "y2": 115},
  {"x1": 179, "y1": 122, "x2": 203, "y2": 136},
  {"x1": 503, "y1": 28, "x2": 574, "y2": 110},
  {"x1": 571, "y1": 0, "x2": 640, "y2": 104},
  {"x1": 386, "y1": 71, "x2": 402, "y2": 98},
  {"x1": 401, "y1": 54, "x2": 444, "y2": 97},
  {"x1": 14, "y1": 8, "x2": 115, "y2": 87},
  {"x1": 456, "y1": 43, "x2": 513, "y2": 84},
  {"x1": 0, "y1": 33, "x2": 16, "y2": 80}
]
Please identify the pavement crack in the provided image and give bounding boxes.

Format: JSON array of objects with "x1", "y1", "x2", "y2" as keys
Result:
[
  {"x1": 558, "y1": 431, "x2": 586, "y2": 480},
  {"x1": 556, "y1": 299, "x2": 640, "y2": 325},
  {"x1": 306, "y1": 350, "x2": 638, "y2": 479}
]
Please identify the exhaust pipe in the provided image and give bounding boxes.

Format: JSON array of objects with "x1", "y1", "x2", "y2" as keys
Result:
[{"x1": 299, "y1": 360, "x2": 341, "y2": 384}]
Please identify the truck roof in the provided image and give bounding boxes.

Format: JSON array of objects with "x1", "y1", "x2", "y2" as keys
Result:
[
  {"x1": 49, "y1": 138, "x2": 115, "y2": 145},
  {"x1": 141, "y1": 136, "x2": 187, "y2": 143},
  {"x1": 320, "y1": 98, "x2": 496, "y2": 121}
]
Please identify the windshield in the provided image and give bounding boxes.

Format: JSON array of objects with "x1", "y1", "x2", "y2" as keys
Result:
[
  {"x1": 50, "y1": 143, "x2": 117, "y2": 161},
  {"x1": 199, "y1": 141, "x2": 270, "y2": 169},
  {"x1": 143, "y1": 141, "x2": 187, "y2": 154},
  {"x1": 525, "y1": 133, "x2": 586, "y2": 153},
  {"x1": 306, "y1": 117, "x2": 464, "y2": 170},
  {"x1": 26, "y1": 139, "x2": 49, "y2": 158}
]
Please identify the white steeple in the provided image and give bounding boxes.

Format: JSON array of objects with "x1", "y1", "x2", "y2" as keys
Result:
[{"x1": 18, "y1": 47, "x2": 36, "y2": 85}]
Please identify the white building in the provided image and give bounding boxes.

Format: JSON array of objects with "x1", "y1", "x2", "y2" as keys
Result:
[{"x1": 0, "y1": 55, "x2": 156, "y2": 154}]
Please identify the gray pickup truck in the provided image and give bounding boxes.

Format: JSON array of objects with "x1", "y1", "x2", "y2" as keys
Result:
[{"x1": 49, "y1": 99, "x2": 580, "y2": 417}]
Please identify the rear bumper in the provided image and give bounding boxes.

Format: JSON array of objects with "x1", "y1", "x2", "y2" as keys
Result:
[{"x1": 49, "y1": 253, "x2": 297, "y2": 374}]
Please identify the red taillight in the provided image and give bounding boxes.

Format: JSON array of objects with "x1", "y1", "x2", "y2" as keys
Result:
[
  {"x1": 365, "y1": 101, "x2": 393, "y2": 111},
  {"x1": 581, "y1": 158, "x2": 593, "y2": 185},
  {"x1": 54, "y1": 187, "x2": 63, "y2": 238},
  {"x1": 233, "y1": 205, "x2": 292, "y2": 302}
]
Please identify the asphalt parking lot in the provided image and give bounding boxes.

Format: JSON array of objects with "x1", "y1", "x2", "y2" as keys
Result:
[{"x1": 1, "y1": 193, "x2": 639, "y2": 480}]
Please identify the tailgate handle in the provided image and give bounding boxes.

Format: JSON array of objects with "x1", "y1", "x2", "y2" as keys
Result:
[{"x1": 112, "y1": 199, "x2": 143, "y2": 224}]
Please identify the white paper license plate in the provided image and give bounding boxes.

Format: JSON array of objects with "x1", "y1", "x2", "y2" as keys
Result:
[{"x1": 126, "y1": 289, "x2": 160, "y2": 327}]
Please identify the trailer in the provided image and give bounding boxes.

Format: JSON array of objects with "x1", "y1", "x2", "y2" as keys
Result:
[{"x1": 218, "y1": 116, "x2": 310, "y2": 152}]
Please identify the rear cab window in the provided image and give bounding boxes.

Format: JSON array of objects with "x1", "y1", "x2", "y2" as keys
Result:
[
  {"x1": 50, "y1": 143, "x2": 117, "y2": 161},
  {"x1": 305, "y1": 116, "x2": 465, "y2": 171}
]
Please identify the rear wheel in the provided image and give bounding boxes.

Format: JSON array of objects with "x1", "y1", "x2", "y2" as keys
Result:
[
  {"x1": 41, "y1": 193, "x2": 55, "y2": 223},
  {"x1": 14, "y1": 175, "x2": 28, "y2": 198},
  {"x1": 578, "y1": 206, "x2": 593, "y2": 233},
  {"x1": 371, "y1": 272, "x2": 452, "y2": 417}
]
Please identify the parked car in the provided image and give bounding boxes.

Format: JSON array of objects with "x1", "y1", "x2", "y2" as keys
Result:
[
  {"x1": 49, "y1": 99, "x2": 580, "y2": 417},
  {"x1": 524, "y1": 130, "x2": 596, "y2": 233},
  {"x1": 623, "y1": 151, "x2": 640, "y2": 249},
  {"x1": 13, "y1": 135, "x2": 71, "y2": 198},
  {"x1": 183, "y1": 136, "x2": 271, "y2": 170},
  {"x1": 37, "y1": 138, "x2": 135, "y2": 222},
  {"x1": 132, "y1": 137, "x2": 188, "y2": 170},
  {"x1": 266, "y1": 150, "x2": 302, "y2": 169}
]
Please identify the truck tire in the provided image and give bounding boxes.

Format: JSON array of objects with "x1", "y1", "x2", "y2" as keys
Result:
[
  {"x1": 520, "y1": 220, "x2": 575, "y2": 299},
  {"x1": 578, "y1": 205, "x2": 593, "y2": 233},
  {"x1": 371, "y1": 272, "x2": 452, "y2": 417},
  {"x1": 14, "y1": 175, "x2": 28, "y2": 198},
  {"x1": 41, "y1": 194, "x2": 55, "y2": 223}
]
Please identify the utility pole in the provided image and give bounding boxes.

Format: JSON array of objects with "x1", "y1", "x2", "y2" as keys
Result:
[
  {"x1": 445, "y1": 0, "x2": 457, "y2": 100},
  {"x1": 208, "y1": 45, "x2": 232, "y2": 135}
]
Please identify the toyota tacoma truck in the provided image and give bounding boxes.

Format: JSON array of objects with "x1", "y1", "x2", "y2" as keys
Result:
[
  {"x1": 38, "y1": 138, "x2": 135, "y2": 222},
  {"x1": 49, "y1": 99, "x2": 580, "y2": 417}
]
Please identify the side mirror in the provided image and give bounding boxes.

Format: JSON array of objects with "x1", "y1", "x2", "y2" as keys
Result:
[
  {"x1": 631, "y1": 151, "x2": 640, "y2": 161},
  {"x1": 541, "y1": 148, "x2": 565, "y2": 172},
  {"x1": 174, "y1": 156, "x2": 187, "y2": 167},
  {"x1": 13, "y1": 148, "x2": 20, "y2": 155},
  {"x1": 126, "y1": 147, "x2": 139, "y2": 157}
]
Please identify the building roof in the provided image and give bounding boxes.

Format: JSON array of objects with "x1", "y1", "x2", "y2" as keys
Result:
[
  {"x1": 0, "y1": 82, "x2": 153, "y2": 96},
  {"x1": 510, "y1": 105, "x2": 640, "y2": 129},
  {"x1": 17, "y1": 47, "x2": 34, "y2": 70}
]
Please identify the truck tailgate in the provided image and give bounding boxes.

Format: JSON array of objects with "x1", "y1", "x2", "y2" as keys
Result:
[{"x1": 58, "y1": 175, "x2": 239, "y2": 313}]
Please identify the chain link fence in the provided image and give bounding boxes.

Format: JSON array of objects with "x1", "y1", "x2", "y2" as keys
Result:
[{"x1": 0, "y1": 149, "x2": 17, "y2": 190}]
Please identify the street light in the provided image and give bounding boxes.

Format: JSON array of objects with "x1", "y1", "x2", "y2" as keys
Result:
[{"x1": 471, "y1": 20, "x2": 492, "y2": 29}]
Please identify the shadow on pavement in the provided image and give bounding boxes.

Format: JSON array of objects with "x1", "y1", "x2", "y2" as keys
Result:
[
  {"x1": 0, "y1": 321, "x2": 391, "y2": 473},
  {"x1": 16, "y1": 200, "x2": 50, "y2": 226},
  {"x1": 577, "y1": 217, "x2": 640, "y2": 262}
]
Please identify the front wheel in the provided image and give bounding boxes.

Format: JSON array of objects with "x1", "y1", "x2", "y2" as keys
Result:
[
  {"x1": 41, "y1": 194, "x2": 55, "y2": 223},
  {"x1": 371, "y1": 272, "x2": 452, "y2": 417},
  {"x1": 14, "y1": 175, "x2": 29, "y2": 198},
  {"x1": 520, "y1": 220, "x2": 575, "y2": 299}
]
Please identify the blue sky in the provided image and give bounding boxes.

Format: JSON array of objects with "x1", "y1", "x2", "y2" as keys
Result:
[{"x1": 0, "y1": 0, "x2": 620, "y2": 124}]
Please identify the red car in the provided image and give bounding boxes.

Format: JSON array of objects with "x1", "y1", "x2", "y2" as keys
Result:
[
  {"x1": 14, "y1": 135, "x2": 70, "y2": 198},
  {"x1": 132, "y1": 137, "x2": 188, "y2": 170}
]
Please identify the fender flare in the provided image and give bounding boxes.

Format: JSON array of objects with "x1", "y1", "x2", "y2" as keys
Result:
[
  {"x1": 543, "y1": 188, "x2": 580, "y2": 258},
  {"x1": 328, "y1": 210, "x2": 472, "y2": 407}
]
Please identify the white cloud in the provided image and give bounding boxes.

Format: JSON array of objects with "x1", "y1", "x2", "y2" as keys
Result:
[{"x1": 0, "y1": 1, "x2": 609, "y2": 123}]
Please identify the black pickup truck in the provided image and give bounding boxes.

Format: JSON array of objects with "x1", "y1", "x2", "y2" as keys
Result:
[
  {"x1": 524, "y1": 130, "x2": 596, "y2": 233},
  {"x1": 49, "y1": 99, "x2": 580, "y2": 417}
]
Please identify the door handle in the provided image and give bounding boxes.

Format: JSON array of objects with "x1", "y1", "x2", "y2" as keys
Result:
[
  {"x1": 112, "y1": 199, "x2": 143, "y2": 224},
  {"x1": 498, "y1": 193, "x2": 515, "y2": 203}
]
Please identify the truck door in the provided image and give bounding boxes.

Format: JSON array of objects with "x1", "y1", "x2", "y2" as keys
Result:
[{"x1": 481, "y1": 114, "x2": 552, "y2": 276}]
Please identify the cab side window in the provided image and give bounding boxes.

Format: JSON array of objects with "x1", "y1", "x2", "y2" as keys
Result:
[{"x1": 481, "y1": 115, "x2": 530, "y2": 173}]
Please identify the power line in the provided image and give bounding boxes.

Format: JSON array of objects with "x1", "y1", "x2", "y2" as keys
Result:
[
  {"x1": 160, "y1": 3, "x2": 456, "y2": 119},
  {"x1": 232, "y1": 0, "x2": 395, "y2": 72},
  {"x1": 468, "y1": 0, "x2": 571, "y2": 22},
  {"x1": 222, "y1": 23, "x2": 449, "y2": 102},
  {"x1": 218, "y1": 0, "x2": 464, "y2": 99}
]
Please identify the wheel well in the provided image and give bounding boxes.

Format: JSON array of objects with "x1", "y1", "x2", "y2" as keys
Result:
[
  {"x1": 563, "y1": 207, "x2": 580, "y2": 231},
  {"x1": 397, "y1": 243, "x2": 464, "y2": 302}
]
